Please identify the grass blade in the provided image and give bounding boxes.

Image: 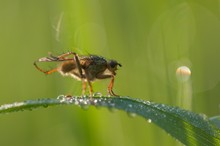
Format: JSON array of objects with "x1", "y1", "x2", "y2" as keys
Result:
[{"x1": 0, "y1": 96, "x2": 219, "y2": 145}]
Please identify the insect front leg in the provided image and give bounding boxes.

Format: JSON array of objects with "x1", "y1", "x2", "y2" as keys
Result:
[
  {"x1": 96, "y1": 74, "x2": 119, "y2": 97},
  {"x1": 108, "y1": 76, "x2": 119, "y2": 96}
]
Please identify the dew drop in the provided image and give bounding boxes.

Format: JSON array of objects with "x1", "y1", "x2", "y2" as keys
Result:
[
  {"x1": 91, "y1": 99, "x2": 98, "y2": 105},
  {"x1": 83, "y1": 100, "x2": 88, "y2": 105},
  {"x1": 106, "y1": 100, "x2": 116, "y2": 112},
  {"x1": 65, "y1": 97, "x2": 75, "y2": 104},
  {"x1": 199, "y1": 113, "x2": 208, "y2": 120},
  {"x1": 57, "y1": 95, "x2": 65, "y2": 100},
  {"x1": 128, "y1": 104, "x2": 133, "y2": 108},
  {"x1": 80, "y1": 104, "x2": 90, "y2": 110},
  {"x1": 109, "y1": 103, "x2": 115, "y2": 107},
  {"x1": 93, "y1": 92, "x2": 103, "y2": 97},
  {"x1": 74, "y1": 100, "x2": 79, "y2": 105},
  {"x1": 108, "y1": 107, "x2": 117, "y2": 113},
  {"x1": 57, "y1": 95, "x2": 67, "y2": 103},
  {"x1": 82, "y1": 95, "x2": 88, "y2": 98},
  {"x1": 78, "y1": 98, "x2": 90, "y2": 110},
  {"x1": 43, "y1": 104, "x2": 48, "y2": 108},
  {"x1": 144, "y1": 101, "x2": 151, "y2": 105},
  {"x1": 147, "y1": 119, "x2": 152, "y2": 123},
  {"x1": 127, "y1": 112, "x2": 137, "y2": 118}
]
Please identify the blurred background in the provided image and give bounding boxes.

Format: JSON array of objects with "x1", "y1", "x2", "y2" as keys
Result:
[{"x1": 0, "y1": 0, "x2": 220, "y2": 145}]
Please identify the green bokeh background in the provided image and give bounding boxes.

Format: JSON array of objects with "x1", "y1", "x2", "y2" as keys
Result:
[{"x1": 1, "y1": 0, "x2": 220, "y2": 145}]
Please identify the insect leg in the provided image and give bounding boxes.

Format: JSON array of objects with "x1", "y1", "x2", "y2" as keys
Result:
[
  {"x1": 71, "y1": 53, "x2": 83, "y2": 78},
  {"x1": 108, "y1": 76, "x2": 119, "y2": 96},
  {"x1": 34, "y1": 52, "x2": 82, "y2": 75},
  {"x1": 87, "y1": 79, "x2": 93, "y2": 98},
  {"x1": 70, "y1": 52, "x2": 88, "y2": 97},
  {"x1": 33, "y1": 61, "x2": 58, "y2": 75},
  {"x1": 96, "y1": 74, "x2": 119, "y2": 96},
  {"x1": 48, "y1": 52, "x2": 80, "y2": 62},
  {"x1": 44, "y1": 68, "x2": 58, "y2": 75},
  {"x1": 56, "y1": 52, "x2": 74, "y2": 59},
  {"x1": 82, "y1": 79, "x2": 87, "y2": 96},
  {"x1": 33, "y1": 52, "x2": 69, "y2": 74},
  {"x1": 84, "y1": 70, "x2": 93, "y2": 98}
]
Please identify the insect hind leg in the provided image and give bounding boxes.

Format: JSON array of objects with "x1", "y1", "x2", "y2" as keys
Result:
[
  {"x1": 34, "y1": 61, "x2": 58, "y2": 75},
  {"x1": 34, "y1": 51, "x2": 79, "y2": 75}
]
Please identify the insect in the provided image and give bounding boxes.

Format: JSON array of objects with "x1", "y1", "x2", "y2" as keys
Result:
[{"x1": 34, "y1": 52, "x2": 122, "y2": 97}]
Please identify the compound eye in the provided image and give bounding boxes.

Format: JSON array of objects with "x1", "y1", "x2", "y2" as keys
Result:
[{"x1": 109, "y1": 61, "x2": 117, "y2": 68}]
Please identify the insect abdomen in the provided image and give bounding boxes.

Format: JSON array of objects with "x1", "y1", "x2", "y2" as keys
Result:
[{"x1": 59, "y1": 61, "x2": 76, "y2": 73}]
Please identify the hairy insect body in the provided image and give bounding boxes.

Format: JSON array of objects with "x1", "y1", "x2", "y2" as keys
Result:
[
  {"x1": 82, "y1": 56, "x2": 108, "y2": 81},
  {"x1": 34, "y1": 52, "x2": 122, "y2": 97},
  {"x1": 59, "y1": 55, "x2": 108, "y2": 81}
]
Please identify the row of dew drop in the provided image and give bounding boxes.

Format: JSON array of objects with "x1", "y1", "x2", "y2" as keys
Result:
[{"x1": 56, "y1": 94, "x2": 153, "y2": 123}]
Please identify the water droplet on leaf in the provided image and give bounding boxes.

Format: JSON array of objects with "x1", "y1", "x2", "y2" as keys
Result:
[
  {"x1": 147, "y1": 119, "x2": 152, "y2": 123},
  {"x1": 80, "y1": 104, "x2": 90, "y2": 110},
  {"x1": 43, "y1": 104, "x2": 48, "y2": 108},
  {"x1": 128, "y1": 104, "x2": 133, "y2": 108},
  {"x1": 127, "y1": 112, "x2": 136, "y2": 118},
  {"x1": 93, "y1": 92, "x2": 103, "y2": 97},
  {"x1": 144, "y1": 101, "x2": 151, "y2": 105}
]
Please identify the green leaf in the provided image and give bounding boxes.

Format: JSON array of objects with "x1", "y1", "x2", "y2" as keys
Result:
[
  {"x1": 0, "y1": 96, "x2": 219, "y2": 145},
  {"x1": 210, "y1": 116, "x2": 220, "y2": 129}
]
